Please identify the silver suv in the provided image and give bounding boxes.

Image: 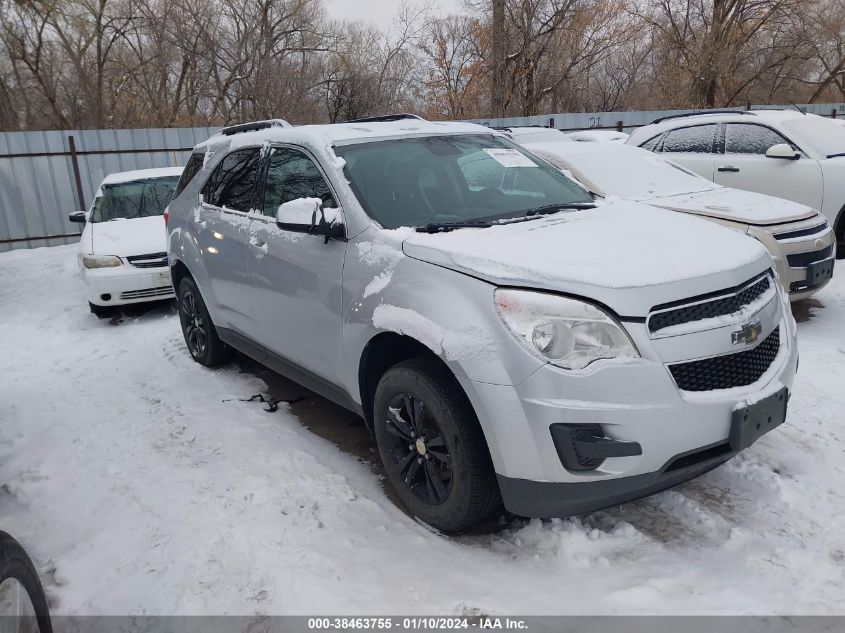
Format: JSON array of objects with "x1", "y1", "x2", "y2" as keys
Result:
[{"x1": 167, "y1": 116, "x2": 798, "y2": 533}]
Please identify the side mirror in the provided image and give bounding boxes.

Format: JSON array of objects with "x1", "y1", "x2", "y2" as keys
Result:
[
  {"x1": 68, "y1": 211, "x2": 87, "y2": 224},
  {"x1": 275, "y1": 198, "x2": 344, "y2": 242},
  {"x1": 765, "y1": 143, "x2": 800, "y2": 160}
]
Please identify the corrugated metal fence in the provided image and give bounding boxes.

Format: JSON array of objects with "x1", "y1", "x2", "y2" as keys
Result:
[
  {"x1": 0, "y1": 127, "x2": 215, "y2": 252},
  {"x1": 2, "y1": 103, "x2": 845, "y2": 252}
]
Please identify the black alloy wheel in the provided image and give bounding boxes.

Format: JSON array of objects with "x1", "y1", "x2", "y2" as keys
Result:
[
  {"x1": 384, "y1": 392, "x2": 452, "y2": 505},
  {"x1": 180, "y1": 287, "x2": 207, "y2": 359}
]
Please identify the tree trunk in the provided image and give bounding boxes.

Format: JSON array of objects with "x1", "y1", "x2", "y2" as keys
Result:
[{"x1": 490, "y1": 0, "x2": 505, "y2": 118}]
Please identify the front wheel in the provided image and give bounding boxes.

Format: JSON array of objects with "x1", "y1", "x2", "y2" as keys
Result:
[
  {"x1": 0, "y1": 531, "x2": 52, "y2": 632},
  {"x1": 177, "y1": 277, "x2": 233, "y2": 367},
  {"x1": 373, "y1": 358, "x2": 501, "y2": 533}
]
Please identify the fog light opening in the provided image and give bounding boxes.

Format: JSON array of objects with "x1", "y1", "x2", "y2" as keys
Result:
[{"x1": 100, "y1": 293, "x2": 111, "y2": 302}]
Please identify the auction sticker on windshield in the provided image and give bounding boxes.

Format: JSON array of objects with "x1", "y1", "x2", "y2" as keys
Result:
[{"x1": 483, "y1": 149, "x2": 538, "y2": 168}]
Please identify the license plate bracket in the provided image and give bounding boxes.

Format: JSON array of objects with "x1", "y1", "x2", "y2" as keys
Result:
[
  {"x1": 729, "y1": 387, "x2": 788, "y2": 452},
  {"x1": 806, "y1": 258, "x2": 834, "y2": 287}
]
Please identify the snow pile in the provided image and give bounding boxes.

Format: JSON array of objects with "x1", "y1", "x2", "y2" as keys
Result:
[
  {"x1": 1, "y1": 245, "x2": 845, "y2": 615},
  {"x1": 357, "y1": 241, "x2": 403, "y2": 298}
]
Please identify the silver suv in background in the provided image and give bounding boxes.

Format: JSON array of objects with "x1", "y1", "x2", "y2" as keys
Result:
[{"x1": 167, "y1": 116, "x2": 797, "y2": 533}]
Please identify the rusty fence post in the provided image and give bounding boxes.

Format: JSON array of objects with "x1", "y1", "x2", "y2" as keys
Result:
[{"x1": 68, "y1": 135, "x2": 86, "y2": 211}]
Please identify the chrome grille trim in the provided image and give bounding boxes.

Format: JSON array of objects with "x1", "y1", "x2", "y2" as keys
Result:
[{"x1": 647, "y1": 272, "x2": 774, "y2": 337}]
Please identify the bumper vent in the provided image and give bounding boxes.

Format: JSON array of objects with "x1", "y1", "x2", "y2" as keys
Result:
[
  {"x1": 786, "y1": 245, "x2": 833, "y2": 269},
  {"x1": 119, "y1": 286, "x2": 174, "y2": 300},
  {"x1": 126, "y1": 252, "x2": 168, "y2": 268},
  {"x1": 669, "y1": 327, "x2": 780, "y2": 392},
  {"x1": 649, "y1": 274, "x2": 770, "y2": 334}
]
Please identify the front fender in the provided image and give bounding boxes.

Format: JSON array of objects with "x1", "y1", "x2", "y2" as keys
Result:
[{"x1": 341, "y1": 230, "x2": 544, "y2": 398}]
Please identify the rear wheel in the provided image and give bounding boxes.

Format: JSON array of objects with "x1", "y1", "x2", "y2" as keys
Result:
[
  {"x1": 0, "y1": 531, "x2": 52, "y2": 632},
  {"x1": 373, "y1": 358, "x2": 501, "y2": 533},
  {"x1": 177, "y1": 277, "x2": 233, "y2": 367}
]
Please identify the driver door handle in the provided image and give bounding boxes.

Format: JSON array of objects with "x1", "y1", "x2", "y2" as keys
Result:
[
  {"x1": 718, "y1": 166, "x2": 740, "y2": 173},
  {"x1": 249, "y1": 237, "x2": 268, "y2": 256}
]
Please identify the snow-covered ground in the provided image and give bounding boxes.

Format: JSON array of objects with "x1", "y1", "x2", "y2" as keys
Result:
[{"x1": 1, "y1": 244, "x2": 844, "y2": 615}]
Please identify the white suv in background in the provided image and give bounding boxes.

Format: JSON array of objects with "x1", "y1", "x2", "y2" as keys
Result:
[
  {"x1": 69, "y1": 167, "x2": 183, "y2": 316},
  {"x1": 627, "y1": 110, "x2": 845, "y2": 259}
]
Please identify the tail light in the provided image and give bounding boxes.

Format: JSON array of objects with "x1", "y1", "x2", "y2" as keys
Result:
[{"x1": 163, "y1": 207, "x2": 169, "y2": 225}]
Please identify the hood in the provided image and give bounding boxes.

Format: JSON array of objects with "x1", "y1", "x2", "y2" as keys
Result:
[
  {"x1": 90, "y1": 215, "x2": 167, "y2": 257},
  {"x1": 402, "y1": 200, "x2": 771, "y2": 316},
  {"x1": 641, "y1": 187, "x2": 817, "y2": 225}
]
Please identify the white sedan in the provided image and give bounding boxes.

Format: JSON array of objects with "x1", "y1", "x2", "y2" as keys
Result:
[
  {"x1": 69, "y1": 167, "x2": 183, "y2": 316},
  {"x1": 626, "y1": 110, "x2": 845, "y2": 258},
  {"x1": 505, "y1": 127, "x2": 835, "y2": 300}
]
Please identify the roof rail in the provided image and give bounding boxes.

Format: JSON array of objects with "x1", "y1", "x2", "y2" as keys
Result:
[
  {"x1": 651, "y1": 109, "x2": 755, "y2": 124},
  {"x1": 342, "y1": 113, "x2": 425, "y2": 124},
  {"x1": 220, "y1": 119, "x2": 291, "y2": 136}
]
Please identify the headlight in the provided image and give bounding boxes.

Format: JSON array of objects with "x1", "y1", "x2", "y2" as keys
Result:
[
  {"x1": 82, "y1": 254, "x2": 122, "y2": 269},
  {"x1": 494, "y1": 289, "x2": 639, "y2": 370}
]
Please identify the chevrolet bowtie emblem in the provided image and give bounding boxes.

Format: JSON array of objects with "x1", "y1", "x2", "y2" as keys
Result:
[{"x1": 732, "y1": 321, "x2": 762, "y2": 345}]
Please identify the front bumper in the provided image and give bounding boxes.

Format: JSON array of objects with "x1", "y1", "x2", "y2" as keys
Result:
[
  {"x1": 82, "y1": 265, "x2": 174, "y2": 306},
  {"x1": 459, "y1": 307, "x2": 797, "y2": 518},
  {"x1": 748, "y1": 222, "x2": 836, "y2": 301}
]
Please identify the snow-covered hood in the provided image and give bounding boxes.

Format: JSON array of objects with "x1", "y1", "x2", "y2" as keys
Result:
[
  {"x1": 641, "y1": 187, "x2": 817, "y2": 225},
  {"x1": 90, "y1": 215, "x2": 167, "y2": 257},
  {"x1": 402, "y1": 201, "x2": 771, "y2": 316}
]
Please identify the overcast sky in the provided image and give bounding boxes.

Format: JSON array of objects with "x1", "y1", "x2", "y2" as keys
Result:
[{"x1": 323, "y1": 0, "x2": 465, "y2": 32}]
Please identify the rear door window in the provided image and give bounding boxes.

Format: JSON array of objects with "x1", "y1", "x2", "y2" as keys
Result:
[
  {"x1": 662, "y1": 125, "x2": 717, "y2": 153},
  {"x1": 724, "y1": 123, "x2": 791, "y2": 154},
  {"x1": 202, "y1": 148, "x2": 261, "y2": 212}
]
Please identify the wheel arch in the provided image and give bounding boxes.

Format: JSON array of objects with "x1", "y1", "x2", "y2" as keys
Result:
[
  {"x1": 170, "y1": 258, "x2": 192, "y2": 291},
  {"x1": 358, "y1": 332, "x2": 475, "y2": 434},
  {"x1": 834, "y1": 202, "x2": 845, "y2": 259}
]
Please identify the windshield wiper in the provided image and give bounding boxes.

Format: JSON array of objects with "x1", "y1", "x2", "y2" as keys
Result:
[
  {"x1": 524, "y1": 202, "x2": 596, "y2": 216},
  {"x1": 416, "y1": 220, "x2": 494, "y2": 233},
  {"x1": 826, "y1": 152, "x2": 845, "y2": 159}
]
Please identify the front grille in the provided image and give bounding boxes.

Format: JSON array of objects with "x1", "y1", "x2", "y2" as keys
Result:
[
  {"x1": 773, "y1": 222, "x2": 828, "y2": 241},
  {"x1": 126, "y1": 252, "x2": 168, "y2": 268},
  {"x1": 786, "y1": 245, "x2": 834, "y2": 268},
  {"x1": 120, "y1": 286, "x2": 174, "y2": 300},
  {"x1": 669, "y1": 327, "x2": 780, "y2": 392},
  {"x1": 649, "y1": 275, "x2": 770, "y2": 333}
]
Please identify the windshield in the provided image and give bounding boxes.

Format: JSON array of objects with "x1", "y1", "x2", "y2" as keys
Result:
[
  {"x1": 530, "y1": 145, "x2": 718, "y2": 199},
  {"x1": 91, "y1": 176, "x2": 180, "y2": 222},
  {"x1": 334, "y1": 134, "x2": 592, "y2": 229},
  {"x1": 780, "y1": 116, "x2": 845, "y2": 158}
]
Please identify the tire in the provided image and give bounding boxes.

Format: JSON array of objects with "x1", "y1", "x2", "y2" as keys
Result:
[
  {"x1": 177, "y1": 276, "x2": 234, "y2": 367},
  {"x1": 373, "y1": 357, "x2": 501, "y2": 533},
  {"x1": 0, "y1": 531, "x2": 52, "y2": 633},
  {"x1": 835, "y1": 205, "x2": 845, "y2": 260},
  {"x1": 88, "y1": 302, "x2": 113, "y2": 319}
]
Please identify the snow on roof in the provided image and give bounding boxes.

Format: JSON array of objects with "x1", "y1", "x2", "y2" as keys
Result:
[
  {"x1": 504, "y1": 127, "x2": 570, "y2": 144},
  {"x1": 197, "y1": 119, "x2": 497, "y2": 152},
  {"x1": 100, "y1": 166, "x2": 184, "y2": 186}
]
